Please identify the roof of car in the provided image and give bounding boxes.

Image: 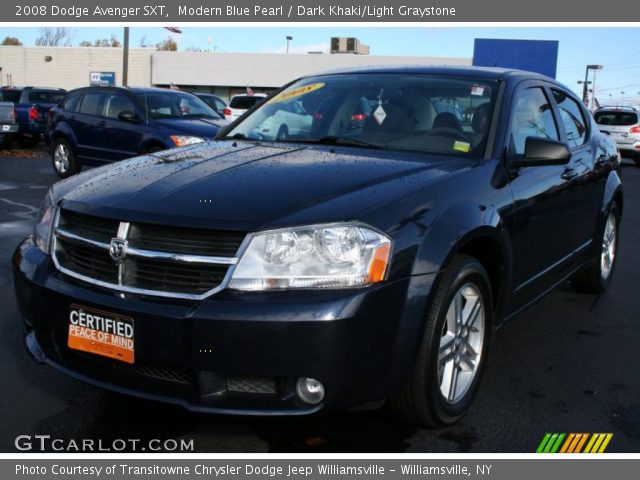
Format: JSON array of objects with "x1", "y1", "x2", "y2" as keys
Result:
[
  {"x1": 299, "y1": 65, "x2": 557, "y2": 83},
  {"x1": 66, "y1": 86, "x2": 194, "y2": 95}
]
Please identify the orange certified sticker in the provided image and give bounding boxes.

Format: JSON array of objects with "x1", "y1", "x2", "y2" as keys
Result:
[
  {"x1": 67, "y1": 304, "x2": 135, "y2": 364},
  {"x1": 268, "y1": 82, "x2": 325, "y2": 104}
]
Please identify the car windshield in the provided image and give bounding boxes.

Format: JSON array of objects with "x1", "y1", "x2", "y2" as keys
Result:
[
  {"x1": 594, "y1": 110, "x2": 638, "y2": 126},
  {"x1": 134, "y1": 91, "x2": 220, "y2": 120},
  {"x1": 225, "y1": 73, "x2": 496, "y2": 157}
]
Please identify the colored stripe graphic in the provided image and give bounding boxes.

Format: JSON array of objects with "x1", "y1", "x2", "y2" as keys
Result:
[{"x1": 537, "y1": 433, "x2": 613, "y2": 453}]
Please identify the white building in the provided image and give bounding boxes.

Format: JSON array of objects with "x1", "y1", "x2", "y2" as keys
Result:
[{"x1": 1, "y1": 45, "x2": 472, "y2": 102}]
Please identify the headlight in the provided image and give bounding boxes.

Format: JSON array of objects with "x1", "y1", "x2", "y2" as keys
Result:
[
  {"x1": 229, "y1": 224, "x2": 391, "y2": 291},
  {"x1": 33, "y1": 190, "x2": 56, "y2": 254},
  {"x1": 170, "y1": 135, "x2": 205, "y2": 147}
]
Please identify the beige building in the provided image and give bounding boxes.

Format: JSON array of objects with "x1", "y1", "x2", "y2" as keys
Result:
[
  {"x1": 0, "y1": 46, "x2": 152, "y2": 90},
  {"x1": 1, "y1": 45, "x2": 471, "y2": 102}
]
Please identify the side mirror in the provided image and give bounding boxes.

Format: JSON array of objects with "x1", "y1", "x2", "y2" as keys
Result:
[
  {"x1": 117, "y1": 111, "x2": 138, "y2": 123},
  {"x1": 508, "y1": 137, "x2": 571, "y2": 168}
]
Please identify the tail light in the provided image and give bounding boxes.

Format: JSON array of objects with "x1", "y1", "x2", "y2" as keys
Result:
[
  {"x1": 223, "y1": 108, "x2": 232, "y2": 116},
  {"x1": 629, "y1": 126, "x2": 640, "y2": 134},
  {"x1": 12, "y1": 107, "x2": 17, "y2": 122},
  {"x1": 351, "y1": 113, "x2": 367, "y2": 122},
  {"x1": 28, "y1": 105, "x2": 38, "y2": 121}
]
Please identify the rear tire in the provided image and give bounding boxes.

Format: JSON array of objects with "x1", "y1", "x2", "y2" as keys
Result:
[
  {"x1": 51, "y1": 138, "x2": 79, "y2": 178},
  {"x1": 0, "y1": 133, "x2": 11, "y2": 149},
  {"x1": 572, "y1": 203, "x2": 620, "y2": 293},
  {"x1": 390, "y1": 255, "x2": 492, "y2": 427},
  {"x1": 17, "y1": 133, "x2": 41, "y2": 148}
]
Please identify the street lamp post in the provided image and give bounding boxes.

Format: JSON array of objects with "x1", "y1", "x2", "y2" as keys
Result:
[
  {"x1": 581, "y1": 64, "x2": 603, "y2": 109},
  {"x1": 286, "y1": 35, "x2": 293, "y2": 53},
  {"x1": 122, "y1": 27, "x2": 129, "y2": 87}
]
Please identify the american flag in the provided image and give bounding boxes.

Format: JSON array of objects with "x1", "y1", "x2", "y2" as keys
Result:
[
  {"x1": 246, "y1": 86, "x2": 254, "y2": 96},
  {"x1": 169, "y1": 83, "x2": 180, "y2": 90},
  {"x1": 593, "y1": 97, "x2": 601, "y2": 110},
  {"x1": 164, "y1": 27, "x2": 182, "y2": 34}
]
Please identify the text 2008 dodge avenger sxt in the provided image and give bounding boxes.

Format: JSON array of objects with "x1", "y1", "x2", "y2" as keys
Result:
[{"x1": 13, "y1": 67, "x2": 622, "y2": 426}]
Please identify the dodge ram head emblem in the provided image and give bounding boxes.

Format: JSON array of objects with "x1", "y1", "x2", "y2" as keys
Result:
[{"x1": 109, "y1": 238, "x2": 128, "y2": 263}]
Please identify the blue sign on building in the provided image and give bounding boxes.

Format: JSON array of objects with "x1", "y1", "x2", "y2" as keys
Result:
[
  {"x1": 473, "y1": 39, "x2": 559, "y2": 79},
  {"x1": 89, "y1": 71, "x2": 116, "y2": 86}
]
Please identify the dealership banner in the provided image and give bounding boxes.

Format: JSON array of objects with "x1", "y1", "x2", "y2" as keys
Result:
[
  {"x1": 3, "y1": 458, "x2": 640, "y2": 479},
  {"x1": 1, "y1": 0, "x2": 638, "y2": 22}
]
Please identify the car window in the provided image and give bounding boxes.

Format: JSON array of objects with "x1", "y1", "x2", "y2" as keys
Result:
[
  {"x1": 28, "y1": 90, "x2": 66, "y2": 104},
  {"x1": 104, "y1": 94, "x2": 138, "y2": 120},
  {"x1": 62, "y1": 93, "x2": 81, "y2": 112},
  {"x1": 594, "y1": 111, "x2": 638, "y2": 126},
  {"x1": 552, "y1": 89, "x2": 588, "y2": 148},
  {"x1": 214, "y1": 98, "x2": 226, "y2": 112},
  {"x1": 135, "y1": 91, "x2": 218, "y2": 120},
  {"x1": 227, "y1": 74, "x2": 497, "y2": 158},
  {"x1": 77, "y1": 93, "x2": 104, "y2": 116},
  {"x1": 0, "y1": 89, "x2": 22, "y2": 102},
  {"x1": 229, "y1": 96, "x2": 264, "y2": 109},
  {"x1": 509, "y1": 87, "x2": 559, "y2": 155}
]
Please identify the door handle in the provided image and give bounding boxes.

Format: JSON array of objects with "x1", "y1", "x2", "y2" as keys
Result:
[{"x1": 561, "y1": 167, "x2": 578, "y2": 180}]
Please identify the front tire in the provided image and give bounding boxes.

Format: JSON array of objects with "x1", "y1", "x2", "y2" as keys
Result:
[
  {"x1": 390, "y1": 255, "x2": 492, "y2": 427},
  {"x1": 572, "y1": 203, "x2": 620, "y2": 293},
  {"x1": 51, "y1": 138, "x2": 79, "y2": 178}
]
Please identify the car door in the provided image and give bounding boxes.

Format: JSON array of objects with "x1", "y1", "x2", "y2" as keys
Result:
[
  {"x1": 101, "y1": 92, "x2": 144, "y2": 161},
  {"x1": 549, "y1": 88, "x2": 604, "y2": 251},
  {"x1": 72, "y1": 92, "x2": 108, "y2": 162},
  {"x1": 506, "y1": 82, "x2": 582, "y2": 308}
]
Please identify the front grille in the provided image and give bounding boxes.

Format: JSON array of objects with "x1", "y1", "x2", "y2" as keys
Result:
[
  {"x1": 121, "y1": 359, "x2": 195, "y2": 385},
  {"x1": 56, "y1": 239, "x2": 117, "y2": 283},
  {"x1": 53, "y1": 209, "x2": 246, "y2": 299}
]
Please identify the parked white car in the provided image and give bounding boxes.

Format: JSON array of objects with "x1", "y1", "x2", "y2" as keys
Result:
[
  {"x1": 223, "y1": 93, "x2": 267, "y2": 122},
  {"x1": 252, "y1": 99, "x2": 313, "y2": 140},
  {"x1": 594, "y1": 106, "x2": 640, "y2": 165}
]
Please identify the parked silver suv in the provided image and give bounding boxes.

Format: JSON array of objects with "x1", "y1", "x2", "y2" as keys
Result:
[{"x1": 594, "y1": 106, "x2": 640, "y2": 165}]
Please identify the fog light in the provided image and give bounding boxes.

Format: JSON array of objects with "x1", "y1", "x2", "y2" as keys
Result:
[{"x1": 296, "y1": 377, "x2": 325, "y2": 405}]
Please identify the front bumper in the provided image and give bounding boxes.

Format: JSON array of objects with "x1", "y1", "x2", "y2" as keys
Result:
[{"x1": 13, "y1": 237, "x2": 435, "y2": 415}]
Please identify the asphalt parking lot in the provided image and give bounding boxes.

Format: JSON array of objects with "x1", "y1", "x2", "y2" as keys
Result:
[{"x1": 1, "y1": 147, "x2": 639, "y2": 453}]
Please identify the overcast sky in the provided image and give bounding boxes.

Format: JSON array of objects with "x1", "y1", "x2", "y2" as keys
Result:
[{"x1": 2, "y1": 27, "x2": 639, "y2": 104}]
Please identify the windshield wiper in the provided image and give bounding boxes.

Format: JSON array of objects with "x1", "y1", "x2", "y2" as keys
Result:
[{"x1": 314, "y1": 136, "x2": 387, "y2": 150}]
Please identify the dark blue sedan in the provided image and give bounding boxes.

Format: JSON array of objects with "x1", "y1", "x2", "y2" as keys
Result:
[
  {"x1": 14, "y1": 67, "x2": 622, "y2": 426},
  {"x1": 48, "y1": 87, "x2": 225, "y2": 177}
]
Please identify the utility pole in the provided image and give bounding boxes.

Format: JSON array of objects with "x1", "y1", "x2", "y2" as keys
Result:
[{"x1": 122, "y1": 27, "x2": 130, "y2": 87}]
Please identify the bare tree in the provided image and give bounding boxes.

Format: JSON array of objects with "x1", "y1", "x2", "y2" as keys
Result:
[
  {"x1": 35, "y1": 27, "x2": 72, "y2": 47},
  {"x1": 1, "y1": 36, "x2": 23, "y2": 46},
  {"x1": 156, "y1": 37, "x2": 178, "y2": 51}
]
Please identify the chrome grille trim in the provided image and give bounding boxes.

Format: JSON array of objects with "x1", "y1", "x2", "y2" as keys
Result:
[{"x1": 52, "y1": 211, "x2": 247, "y2": 300}]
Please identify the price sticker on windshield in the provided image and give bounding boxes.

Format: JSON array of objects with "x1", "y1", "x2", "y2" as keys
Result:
[{"x1": 269, "y1": 83, "x2": 325, "y2": 104}]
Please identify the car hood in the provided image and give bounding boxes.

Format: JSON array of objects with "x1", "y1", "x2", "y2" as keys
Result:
[
  {"x1": 153, "y1": 117, "x2": 223, "y2": 137},
  {"x1": 53, "y1": 141, "x2": 468, "y2": 232}
]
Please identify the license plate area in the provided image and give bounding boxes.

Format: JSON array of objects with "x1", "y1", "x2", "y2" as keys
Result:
[{"x1": 67, "y1": 304, "x2": 135, "y2": 364}]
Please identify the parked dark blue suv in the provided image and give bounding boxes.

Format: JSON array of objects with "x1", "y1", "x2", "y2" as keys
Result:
[{"x1": 48, "y1": 87, "x2": 225, "y2": 178}]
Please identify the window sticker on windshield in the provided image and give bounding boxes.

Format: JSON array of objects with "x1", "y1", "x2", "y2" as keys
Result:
[
  {"x1": 269, "y1": 83, "x2": 325, "y2": 104},
  {"x1": 453, "y1": 141, "x2": 471, "y2": 153},
  {"x1": 471, "y1": 85, "x2": 485, "y2": 96},
  {"x1": 373, "y1": 105, "x2": 387, "y2": 125}
]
